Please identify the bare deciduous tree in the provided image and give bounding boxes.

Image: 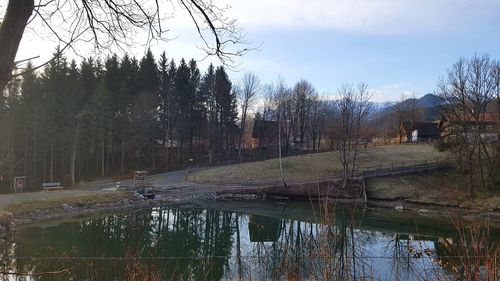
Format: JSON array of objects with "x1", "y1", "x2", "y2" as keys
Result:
[
  {"x1": 238, "y1": 72, "x2": 260, "y2": 160},
  {"x1": 350, "y1": 83, "x2": 373, "y2": 175},
  {"x1": 494, "y1": 63, "x2": 500, "y2": 187},
  {"x1": 392, "y1": 92, "x2": 408, "y2": 143},
  {"x1": 0, "y1": 0, "x2": 248, "y2": 93},
  {"x1": 437, "y1": 54, "x2": 498, "y2": 195},
  {"x1": 308, "y1": 94, "x2": 328, "y2": 152},
  {"x1": 293, "y1": 80, "x2": 315, "y2": 149},
  {"x1": 335, "y1": 83, "x2": 372, "y2": 189}
]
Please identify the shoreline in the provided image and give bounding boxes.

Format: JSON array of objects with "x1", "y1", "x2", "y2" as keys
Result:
[
  {"x1": 1, "y1": 189, "x2": 499, "y2": 234},
  {"x1": 217, "y1": 189, "x2": 500, "y2": 224}
]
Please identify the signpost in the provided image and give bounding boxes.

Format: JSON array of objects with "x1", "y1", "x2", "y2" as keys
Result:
[
  {"x1": 13, "y1": 176, "x2": 26, "y2": 193},
  {"x1": 134, "y1": 171, "x2": 148, "y2": 187}
]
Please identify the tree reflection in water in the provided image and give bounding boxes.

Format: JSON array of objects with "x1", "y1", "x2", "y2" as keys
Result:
[{"x1": 0, "y1": 201, "x2": 498, "y2": 280}]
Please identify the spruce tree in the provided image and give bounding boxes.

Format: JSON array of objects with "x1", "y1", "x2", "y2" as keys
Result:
[
  {"x1": 174, "y1": 58, "x2": 191, "y2": 160},
  {"x1": 200, "y1": 64, "x2": 216, "y2": 162},
  {"x1": 133, "y1": 50, "x2": 160, "y2": 170},
  {"x1": 214, "y1": 66, "x2": 237, "y2": 157}
]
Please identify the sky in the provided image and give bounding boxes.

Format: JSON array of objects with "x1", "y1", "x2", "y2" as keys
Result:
[{"x1": 11, "y1": 0, "x2": 500, "y2": 102}]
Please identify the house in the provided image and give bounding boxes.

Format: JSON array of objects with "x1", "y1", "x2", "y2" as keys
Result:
[
  {"x1": 438, "y1": 112, "x2": 498, "y2": 143},
  {"x1": 400, "y1": 121, "x2": 442, "y2": 143},
  {"x1": 251, "y1": 120, "x2": 282, "y2": 149}
]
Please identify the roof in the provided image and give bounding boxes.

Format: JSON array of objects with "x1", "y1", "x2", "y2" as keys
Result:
[
  {"x1": 480, "y1": 112, "x2": 499, "y2": 122},
  {"x1": 440, "y1": 112, "x2": 498, "y2": 123},
  {"x1": 252, "y1": 120, "x2": 280, "y2": 138}
]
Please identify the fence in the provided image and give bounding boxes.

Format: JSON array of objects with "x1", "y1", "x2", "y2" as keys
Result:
[{"x1": 191, "y1": 159, "x2": 455, "y2": 187}]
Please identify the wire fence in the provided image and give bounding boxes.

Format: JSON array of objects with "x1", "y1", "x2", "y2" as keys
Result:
[{"x1": 189, "y1": 160, "x2": 455, "y2": 187}]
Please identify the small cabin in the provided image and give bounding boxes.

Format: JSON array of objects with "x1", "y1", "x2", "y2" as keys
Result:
[
  {"x1": 438, "y1": 112, "x2": 499, "y2": 142},
  {"x1": 251, "y1": 120, "x2": 282, "y2": 149},
  {"x1": 400, "y1": 122, "x2": 441, "y2": 143}
]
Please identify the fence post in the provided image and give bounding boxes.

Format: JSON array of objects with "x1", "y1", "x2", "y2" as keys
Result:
[{"x1": 362, "y1": 172, "x2": 367, "y2": 205}]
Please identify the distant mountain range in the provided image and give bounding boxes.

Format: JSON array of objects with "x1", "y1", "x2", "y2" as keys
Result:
[{"x1": 374, "y1": 93, "x2": 445, "y2": 121}]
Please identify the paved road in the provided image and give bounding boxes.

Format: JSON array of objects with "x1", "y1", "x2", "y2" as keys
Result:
[
  {"x1": 147, "y1": 169, "x2": 192, "y2": 186},
  {"x1": 116, "y1": 169, "x2": 193, "y2": 187}
]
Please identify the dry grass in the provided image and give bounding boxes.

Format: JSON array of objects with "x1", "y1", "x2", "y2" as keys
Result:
[
  {"x1": 2, "y1": 191, "x2": 131, "y2": 216},
  {"x1": 367, "y1": 170, "x2": 500, "y2": 209},
  {"x1": 188, "y1": 144, "x2": 446, "y2": 184},
  {"x1": 0, "y1": 209, "x2": 13, "y2": 226},
  {"x1": 367, "y1": 170, "x2": 469, "y2": 206}
]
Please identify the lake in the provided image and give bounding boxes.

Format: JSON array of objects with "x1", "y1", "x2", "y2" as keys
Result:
[{"x1": 1, "y1": 200, "x2": 499, "y2": 280}]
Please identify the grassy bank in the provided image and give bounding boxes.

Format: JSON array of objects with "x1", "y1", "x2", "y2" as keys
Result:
[
  {"x1": 367, "y1": 170, "x2": 500, "y2": 210},
  {"x1": 0, "y1": 191, "x2": 135, "y2": 228},
  {"x1": 187, "y1": 144, "x2": 446, "y2": 184},
  {"x1": 188, "y1": 143, "x2": 500, "y2": 211},
  {"x1": 3, "y1": 191, "x2": 131, "y2": 216}
]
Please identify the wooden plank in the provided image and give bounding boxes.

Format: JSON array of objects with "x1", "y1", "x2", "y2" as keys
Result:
[
  {"x1": 42, "y1": 182, "x2": 63, "y2": 191},
  {"x1": 42, "y1": 182, "x2": 62, "y2": 187},
  {"x1": 43, "y1": 186, "x2": 64, "y2": 191}
]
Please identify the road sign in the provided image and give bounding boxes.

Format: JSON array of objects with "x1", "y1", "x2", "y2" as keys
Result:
[{"x1": 14, "y1": 176, "x2": 26, "y2": 193}]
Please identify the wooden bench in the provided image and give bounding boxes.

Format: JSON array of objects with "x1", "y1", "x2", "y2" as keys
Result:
[{"x1": 42, "y1": 182, "x2": 64, "y2": 191}]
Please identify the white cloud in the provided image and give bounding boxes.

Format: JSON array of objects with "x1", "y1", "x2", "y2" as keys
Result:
[
  {"x1": 228, "y1": 0, "x2": 500, "y2": 34},
  {"x1": 14, "y1": 0, "x2": 499, "y2": 63}
]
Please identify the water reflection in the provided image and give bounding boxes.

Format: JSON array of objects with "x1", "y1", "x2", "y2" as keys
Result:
[
  {"x1": 0, "y1": 201, "x2": 498, "y2": 280},
  {"x1": 248, "y1": 215, "x2": 282, "y2": 242}
]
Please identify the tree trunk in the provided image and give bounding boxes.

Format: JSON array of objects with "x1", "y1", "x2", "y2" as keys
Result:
[
  {"x1": 24, "y1": 128, "x2": 28, "y2": 176},
  {"x1": 238, "y1": 116, "x2": 246, "y2": 162},
  {"x1": 152, "y1": 138, "x2": 156, "y2": 171},
  {"x1": 0, "y1": 0, "x2": 34, "y2": 93},
  {"x1": 50, "y1": 135, "x2": 54, "y2": 182},
  {"x1": 70, "y1": 119, "x2": 80, "y2": 185},
  {"x1": 32, "y1": 108, "x2": 38, "y2": 184},
  {"x1": 43, "y1": 143, "x2": 46, "y2": 182},
  {"x1": 120, "y1": 137, "x2": 125, "y2": 174},
  {"x1": 318, "y1": 134, "x2": 322, "y2": 152},
  {"x1": 101, "y1": 136, "x2": 105, "y2": 177},
  {"x1": 278, "y1": 111, "x2": 288, "y2": 188},
  {"x1": 106, "y1": 134, "x2": 110, "y2": 175}
]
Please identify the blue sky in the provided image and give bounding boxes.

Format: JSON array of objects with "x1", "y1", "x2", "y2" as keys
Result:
[{"x1": 13, "y1": 0, "x2": 500, "y2": 102}]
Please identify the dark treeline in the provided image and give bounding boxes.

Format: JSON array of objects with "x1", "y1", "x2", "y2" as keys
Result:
[
  {"x1": 1, "y1": 48, "x2": 380, "y2": 191},
  {"x1": 0, "y1": 49, "x2": 238, "y2": 189}
]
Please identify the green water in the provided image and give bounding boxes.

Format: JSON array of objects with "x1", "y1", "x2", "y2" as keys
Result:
[{"x1": 1, "y1": 200, "x2": 499, "y2": 281}]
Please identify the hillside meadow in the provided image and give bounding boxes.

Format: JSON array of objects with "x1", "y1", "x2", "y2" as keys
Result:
[{"x1": 187, "y1": 144, "x2": 447, "y2": 185}]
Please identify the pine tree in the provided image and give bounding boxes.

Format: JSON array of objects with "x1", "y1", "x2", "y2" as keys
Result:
[
  {"x1": 215, "y1": 66, "x2": 237, "y2": 157},
  {"x1": 41, "y1": 50, "x2": 69, "y2": 182},
  {"x1": 87, "y1": 81, "x2": 112, "y2": 177},
  {"x1": 117, "y1": 54, "x2": 139, "y2": 173},
  {"x1": 188, "y1": 59, "x2": 201, "y2": 155},
  {"x1": 200, "y1": 64, "x2": 216, "y2": 162},
  {"x1": 174, "y1": 58, "x2": 191, "y2": 160},
  {"x1": 1, "y1": 50, "x2": 242, "y2": 187},
  {"x1": 103, "y1": 54, "x2": 121, "y2": 175},
  {"x1": 66, "y1": 59, "x2": 84, "y2": 185},
  {"x1": 20, "y1": 62, "x2": 42, "y2": 186},
  {"x1": 133, "y1": 50, "x2": 160, "y2": 170}
]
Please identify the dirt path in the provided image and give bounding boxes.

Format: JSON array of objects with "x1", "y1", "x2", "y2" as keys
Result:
[{"x1": 0, "y1": 169, "x2": 202, "y2": 209}]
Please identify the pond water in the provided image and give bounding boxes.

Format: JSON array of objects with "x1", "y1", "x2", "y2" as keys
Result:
[{"x1": 1, "y1": 200, "x2": 499, "y2": 281}]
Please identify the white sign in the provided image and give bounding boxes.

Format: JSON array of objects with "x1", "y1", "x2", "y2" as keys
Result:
[
  {"x1": 14, "y1": 176, "x2": 26, "y2": 193},
  {"x1": 411, "y1": 130, "x2": 419, "y2": 143}
]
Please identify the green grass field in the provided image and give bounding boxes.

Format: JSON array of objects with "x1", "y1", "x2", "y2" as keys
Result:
[{"x1": 187, "y1": 144, "x2": 448, "y2": 185}]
